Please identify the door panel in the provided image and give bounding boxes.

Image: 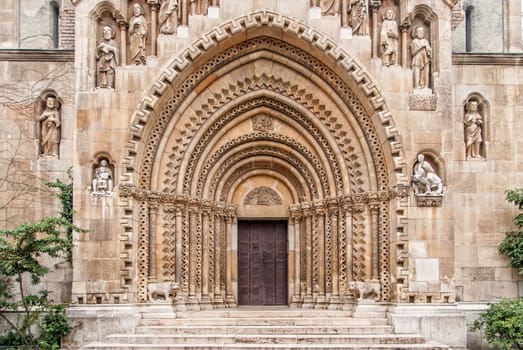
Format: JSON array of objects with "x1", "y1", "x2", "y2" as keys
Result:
[{"x1": 238, "y1": 221, "x2": 287, "y2": 305}]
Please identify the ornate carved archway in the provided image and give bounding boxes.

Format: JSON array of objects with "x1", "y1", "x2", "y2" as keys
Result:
[{"x1": 119, "y1": 11, "x2": 410, "y2": 308}]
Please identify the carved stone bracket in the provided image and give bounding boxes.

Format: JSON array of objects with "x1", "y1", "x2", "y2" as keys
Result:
[
  {"x1": 415, "y1": 195, "x2": 443, "y2": 207},
  {"x1": 409, "y1": 92, "x2": 437, "y2": 110}
]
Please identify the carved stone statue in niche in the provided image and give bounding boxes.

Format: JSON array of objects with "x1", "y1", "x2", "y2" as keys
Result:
[
  {"x1": 380, "y1": 8, "x2": 398, "y2": 66},
  {"x1": 464, "y1": 100, "x2": 484, "y2": 160},
  {"x1": 96, "y1": 25, "x2": 118, "y2": 88},
  {"x1": 349, "y1": 0, "x2": 368, "y2": 35},
  {"x1": 321, "y1": 0, "x2": 340, "y2": 15},
  {"x1": 92, "y1": 159, "x2": 113, "y2": 195},
  {"x1": 159, "y1": 0, "x2": 179, "y2": 34},
  {"x1": 129, "y1": 3, "x2": 147, "y2": 65},
  {"x1": 410, "y1": 26, "x2": 432, "y2": 90},
  {"x1": 38, "y1": 96, "x2": 61, "y2": 157},
  {"x1": 412, "y1": 154, "x2": 442, "y2": 195}
]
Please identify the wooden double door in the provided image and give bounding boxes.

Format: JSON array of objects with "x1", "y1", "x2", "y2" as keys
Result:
[{"x1": 238, "y1": 220, "x2": 288, "y2": 305}]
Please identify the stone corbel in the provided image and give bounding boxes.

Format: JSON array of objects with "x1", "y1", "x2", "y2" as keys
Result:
[{"x1": 415, "y1": 195, "x2": 443, "y2": 207}]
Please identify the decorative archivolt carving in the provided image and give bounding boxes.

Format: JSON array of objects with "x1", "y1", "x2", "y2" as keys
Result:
[
  {"x1": 128, "y1": 33, "x2": 402, "y2": 193},
  {"x1": 197, "y1": 132, "x2": 332, "y2": 199},
  {"x1": 177, "y1": 96, "x2": 345, "y2": 198},
  {"x1": 212, "y1": 152, "x2": 312, "y2": 202}
]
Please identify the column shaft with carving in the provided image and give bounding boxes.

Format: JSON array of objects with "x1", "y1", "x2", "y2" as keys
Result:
[{"x1": 370, "y1": 202, "x2": 379, "y2": 281}]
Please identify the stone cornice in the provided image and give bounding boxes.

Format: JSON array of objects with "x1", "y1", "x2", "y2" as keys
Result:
[
  {"x1": 0, "y1": 49, "x2": 74, "y2": 62},
  {"x1": 453, "y1": 53, "x2": 523, "y2": 66}
]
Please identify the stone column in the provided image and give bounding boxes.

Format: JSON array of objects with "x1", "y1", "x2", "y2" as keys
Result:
[
  {"x1": 181, "y1": 0, "x2": 189, "y2": 26},
  {"x1": 213, "y1": 210, "x2": 224, "y2": 305},
  {"x1": 148, "y1": 3, "x2": 158, "y2": 56},
  {"x1": 174, "y1": 205, "x2": 183, "y2": 285},
  {"x1": 329, "y1": 201, "x2": 339, "y2": 303},
  {"x1": 315, "y1": 202, "x2": 326, "y2": 303},
  {"x1": 290, "y1": 210, "x2": 302, "y2": 305},
  {"x1": 341, "y1": 0, "x2": 348, "y2": 27},
  {"x1": 225, "y1": 213, "x2": 235, "y2": 305},
  {"x1": 118, "y1": 20, "x2": 127, "y2": 66},
  {"x1": 400, "y1": 24, "x2": 409, "y2": 69},
  {"x1": 371, "y1": 4, "x2": 379, "y2": 58},
  {"x1": 148, "y1": 203, "x2": 159, "y2": 281},
  {"x1": 370, "y1": 202, "x2": 379, "y2": 281},
  {"x1": 201, "y1": 205, "x2": 210, "y2": 306},
  {"x1": 303, "y1": 204, "x2": 313, "y2": 306}
]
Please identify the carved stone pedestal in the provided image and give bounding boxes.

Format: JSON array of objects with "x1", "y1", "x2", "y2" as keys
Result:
[{"x1": 409, "y1": 89, "x2": 437, "y2": 110}]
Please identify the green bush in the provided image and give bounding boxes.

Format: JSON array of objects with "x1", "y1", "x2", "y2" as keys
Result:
[
  {"x1": 472, "y1": 298, "x2": 523, "y2": 350},
  {"x1": 0, "y1": 177, "x2": 80, "y2": 349},
  {"x1": 499, "y1": 189, "x2": 523, "y2": 275}
]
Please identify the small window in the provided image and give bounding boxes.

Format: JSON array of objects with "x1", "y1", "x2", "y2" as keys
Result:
[
  {"x1": 465, "y1": 6, "x2": 473, "y2": 52},
  {"x1": 50, "y1": 2, "x2": 60, "y2": 48}
]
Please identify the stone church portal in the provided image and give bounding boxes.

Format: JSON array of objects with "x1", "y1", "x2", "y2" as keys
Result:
[{"x1": 116, "y1": 12, "x2": 410, "y2": 309}]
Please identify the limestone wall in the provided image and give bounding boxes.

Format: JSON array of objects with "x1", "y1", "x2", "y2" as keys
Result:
[{"x1": 0, "y1": 57, "x2": 75, "y2": 301}]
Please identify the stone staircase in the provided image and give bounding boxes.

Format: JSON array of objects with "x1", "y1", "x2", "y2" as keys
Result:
[{"x1": 81, "y1": 305, "x2": 450, "y2": 349}]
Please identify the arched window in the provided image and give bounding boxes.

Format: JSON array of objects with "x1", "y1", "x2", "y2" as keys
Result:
[
  {"x1": 50, "y1": 1, "x2": 60, "y2": 48},
  {"x1": 465, "y1": 5, "x2": 473, "y2": 52}
]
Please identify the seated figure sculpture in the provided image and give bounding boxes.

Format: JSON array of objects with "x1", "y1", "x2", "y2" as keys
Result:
[
  {"x1": 412, "y1": 153, "x2": 443, "y2": 195},
  {"x1": 92, "y1": 159, "x2": 113, "y2": 194}
]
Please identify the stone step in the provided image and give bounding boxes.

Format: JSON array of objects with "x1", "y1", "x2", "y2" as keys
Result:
[
  {"x1": 139, "y1": 317, "x2": 389, "y2": 327},
  {"x1": 81, "y1": 342, "x2": 450, "y2": 349},
  {"x1": 135, "y1": 324, "x2": 393, "y2": 335},
  {"x1": 173, "y1": 309, "x2": 355, "y2": 319},
  {"x1": 105, "y1": 333, "x2": 425, "y2": 345}
]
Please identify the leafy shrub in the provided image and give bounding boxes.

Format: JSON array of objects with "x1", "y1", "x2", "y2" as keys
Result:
[
  {"x1": 472, "y1": 298, "x2": 523, "y2": 350},
  {"x1": 499, "y1": 189, "x2": 523, "y2": 275}
]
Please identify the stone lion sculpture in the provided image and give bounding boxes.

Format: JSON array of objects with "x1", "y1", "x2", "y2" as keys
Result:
[
  {"x1": 349, "y1": 281, "x2": 380, "y2": 302},
  {"x1": 147, "y1": 281, "x2": 179, "y2": 302}
]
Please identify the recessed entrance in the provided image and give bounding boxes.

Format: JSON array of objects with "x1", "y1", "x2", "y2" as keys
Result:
[{"x1": 238, "y1": 220, "x2": 288, "y2": 305}]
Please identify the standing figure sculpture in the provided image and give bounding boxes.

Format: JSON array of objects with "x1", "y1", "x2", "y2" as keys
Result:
[
  {"x1": 129, "y1": 3, "x2": 147, "y2": 65},
  {"x1": 410, "y1": 26, "x2": 432, "y2": 90},
  {"x1": 412, "y1": 154, "x2": 443, "y2": 195},
  {"x1": 380, "y1": 9, "x2": 398, "y2": 66},
  {"x1": 92, "y1": 159, "x2": 113, "y2": 194},
  {"x1": 159, "y1": 0, "x2": 179, "y2": 34},
  {"x1": 349, "y1": 0, "x2": 368, "y2": 35},
  {"x1": 39, "y1": 96, "x2": 61, "y2": 157},
  {"x1": 96, "y1": 25, "x2": 119, "y2": 88},
  {"x1": 321, "y1": 0, "x2": 340, "y2": 16},
  {"x1": 464, "y1": 101, "x2": 484, "y2": 159}
]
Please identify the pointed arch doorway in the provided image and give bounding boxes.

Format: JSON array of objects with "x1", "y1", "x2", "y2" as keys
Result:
[{"x1": 119, "y1": 11, "x2": 410, "y2": 309}]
